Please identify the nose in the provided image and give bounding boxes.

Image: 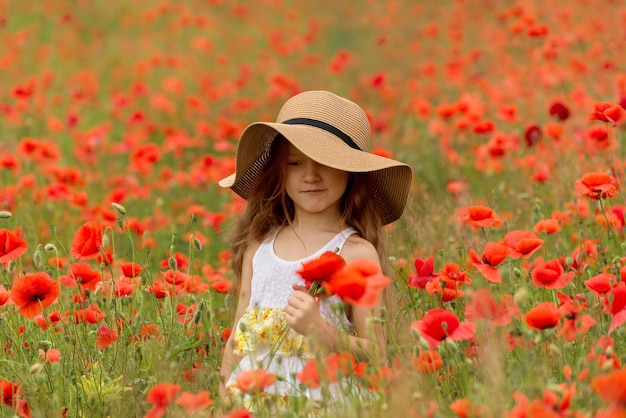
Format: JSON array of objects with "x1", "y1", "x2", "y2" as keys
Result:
[{"x1": 302, "y1": 160, "x2": 321, "y2": 182}]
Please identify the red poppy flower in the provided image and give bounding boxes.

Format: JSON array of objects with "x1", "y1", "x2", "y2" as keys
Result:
[
  {"x1": 61, "y1": 262, "x2": 102, "y2": 291},
  {"x1": 438, "y1": 262, "x2": 470, "y2": 284},
  {"x1": 549, "y1": 101, "x2": 570, "y2": 121},
  {"x1": 411, "y1": 309, "x2": 475, "y2": 349},
  {"x1": 211, "y1": 278, "x2": 233, "y2": 294},
  {"x1": 297, "y1": 359, "x2": 321, "y2": 389},
  {"x1": 533, "y1": 219, "x2": 561, "y2": 235},
  {"x1": 119, "y1": 262, "x2": 143, "y2": 278},
  {"x1": 502, "y1": 230, "x2": 544, "y2": 259},
  {"x1": 458, "y1": 205, "x2": 503, "y2": 229},
  {"x1": 588, "y1": 102, "x2": 626, "y2": 127},
  {"x1": 408, "y1": 256, "x2": 439, "y2": 289},
  {"x1": 145, "y1": 382, "x2": 180, "y2": 418},
  {"x1": 575, "y1": 172, "x2": 618, "y2": 200},
  {"x1": 70, "y1": 221, "x2": 103, "y2": 260},
  {"x1": 0, "y1": 285, "x2": 10, "y2": 306},
  {"x1": 555, "y1": 292, "x2": 595, "y2": 342},
  {"x1": 39, "y1": 348, "x2": 61, "y2": 363},
  {"x1": 413, "y1": 350, "x2": 443, "y2": 374},
  {"x1": 605, "y1": 284, "x2": 626, "y2": 333},
  {"x1": 175, "y1": 391, "x2": 214, "y2": 415},
  {"x1": 425, "y1": 277, "x2": 465, "y2": 302},
  {"x1": 235, "y1": 369, "x2": 276, "y2": 395},
  {"x1": 464, "y1": 288, "x2": 519, "y2": 327},
  {"x1": 592, "y1": 367, "x2": 626, "y2": 405},
  {"x1": 530, "y1": 258, "x2": 575, "y2": 289},
  {"x1": 297, "y1": 250, "x2": 346, "y2": 289},
  {"x1": 0, "y1": 228, "x2": 27, "y2": 265},
  {"x1": 322, "y1": 259, "x2": 390, "y2": 307},
  {"x1": 524, "y1": 302, "x2": 561, "y2": 330},
  {"x1": 322, "y1": 351, "x2": 366, "y2": 382},
  {"x1": 96, "y1": 325, "x2": 119, "y2": 350},
  {"x1": 10, "y1": 272, "x2": 60, "y2": 318},
  {"x1": 0, "y1": 379, "x2": 21, "y2": 407},
  {"x1": 584, "y1": 272, "x2": 615, "y2": 295},
  {"x1": 469, "y1": 242, "x2": 511, "y2": 283}
]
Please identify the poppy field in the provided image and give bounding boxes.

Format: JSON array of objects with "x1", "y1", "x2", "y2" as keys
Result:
[{"x1": 1, "y1": 0, "x2": 626, "y2": 417}]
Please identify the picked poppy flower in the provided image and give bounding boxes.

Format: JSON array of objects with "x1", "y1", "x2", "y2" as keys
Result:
[
  {"x1": 10, "y1": 272, "x2": 60, "y2": 318},
  {"x1": 575, "y1": 172, "x2": 618, "y2": 200},
  {"x1": 96, "y1": 325, "x2": 119, "y2": 349},
  {"x1": 458, "y1": 205, "x2": 503, "y2": 229},
  {"x1": 235, "y1": 369, "x2": 276, "y2": 395},
  {"x1": 469, "y1": 242, "x2": 511, "y2": 283},
  {"x1": 0, "y1": 228, "x2": 28, "y2": 265},
  {"x1": 70, "y1": 221, "x2": 103, "y2": 260},
  {"x1": 297, "y1": 250, "x2": 346, "y2": 290},
  {"x1": 524, "y1": 302, "x2": 561, "y2": 330},
  {"x1": 411, "y1": 309, "x2": 475, "y2": 349},
  {"x1": 530, "y1": 258, "x2": 575, "y2": 289},
  {"x1": 322, "y1": 258, "x2": 390, "y2": 307},
  {"x1": 145, "y1": 382, "x2": 180, "y2": 418},
  {"x1": 408, "y1": 256, "x2": 439, "y2": 289},
  {"x1": 588, "y1": 102, "x2": 626, "y2": 127},
  {"x1": 502, "y1": 230, "x2": 544, "y2": 259}
]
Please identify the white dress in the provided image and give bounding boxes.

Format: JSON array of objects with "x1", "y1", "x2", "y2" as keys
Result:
[{"x1": 226, "y1": 227, "x2": 356, "y2": 398}]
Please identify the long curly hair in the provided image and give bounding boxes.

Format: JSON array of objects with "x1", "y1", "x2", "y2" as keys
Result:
[{"x1": 228, "y1": 135, "x2": 391, "y2": 286}]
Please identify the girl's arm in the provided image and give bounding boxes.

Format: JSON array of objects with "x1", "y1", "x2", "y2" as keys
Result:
[
  {"x1": 218, "y1": 241, "x2": 258, "y2": 397},
  {"x1": 284, "y1": 237, "x2": 387, "y2": 361}
]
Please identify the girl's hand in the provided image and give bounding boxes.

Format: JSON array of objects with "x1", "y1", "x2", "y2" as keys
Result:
[{"x1": 284, "y1": 285, "x2": 325, "y2": 337}]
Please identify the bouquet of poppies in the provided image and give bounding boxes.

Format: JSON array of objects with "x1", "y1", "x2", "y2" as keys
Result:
[{"x1": 296, "y1": 250, "x2": 390, "y2": 307}]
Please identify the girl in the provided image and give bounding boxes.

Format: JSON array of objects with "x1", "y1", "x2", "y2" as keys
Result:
[{"x1": 218, "y1": 90, "x2": 412, "y2": 401}]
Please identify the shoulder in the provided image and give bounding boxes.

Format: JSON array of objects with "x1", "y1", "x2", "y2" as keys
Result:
[{"x1": 341, "y1": 234, "x2": 380, "y2": 264}]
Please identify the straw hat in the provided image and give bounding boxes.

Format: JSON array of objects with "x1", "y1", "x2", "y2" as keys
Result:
[{"x1": 219, "y1": 90, "x2": 413, "y2": 225}]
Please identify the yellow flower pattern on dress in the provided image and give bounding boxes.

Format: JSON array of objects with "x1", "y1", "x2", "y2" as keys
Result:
[{"x1": 234, "y1": 307, "x2": 312, "y2": 358}]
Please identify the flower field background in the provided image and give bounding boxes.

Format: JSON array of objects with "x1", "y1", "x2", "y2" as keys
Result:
[{"x1": 1, "y1": 0, "x2": 626, "y2": 417}]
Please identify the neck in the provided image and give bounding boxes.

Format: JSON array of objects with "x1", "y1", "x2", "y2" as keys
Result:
[{"x1": 289, "y1": 212, "x2": 345, "y2": 235}]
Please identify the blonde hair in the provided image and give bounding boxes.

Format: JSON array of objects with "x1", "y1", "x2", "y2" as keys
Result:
[{"x1": 228, "y1": 135, "x2": 391, "y2": 286}]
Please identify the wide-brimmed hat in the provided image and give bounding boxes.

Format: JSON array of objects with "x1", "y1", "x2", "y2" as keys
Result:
[{"x1": 219, "y1": 90, "x2": 413, "y2": 225}]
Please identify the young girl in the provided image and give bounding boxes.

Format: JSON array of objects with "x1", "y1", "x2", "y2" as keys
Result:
[{"x1": 218, "y1": 90, "x2": 412, "y2": 402}]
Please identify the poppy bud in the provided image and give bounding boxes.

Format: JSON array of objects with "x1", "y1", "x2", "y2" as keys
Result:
[
  {"x1": 0, "y1": 210, "x2": 12, "y2": 219},
  {"x1": 193, "y1": 237, "x2": 203, "y2": 251},
  {"x1": 514, "y1": 287, "x2": 528, "y2": 305},
  {"x1": 44, "y1": 243, "x2": 56, "y2": 252},
  {"x1": 111, "y1": 202, "x2": 126, "y2": 216},
  {"x1": 605, "y1": 345, "x2": 615, "y2": 358},
  {"x1": 513, "y1": 267, "x2": 522, "y2": 278},
  {"x1": 39, "y1": 340, "x2": 52, "y2": 352},
  {"x1": 33, "y1": 246, "x2": 43, "y2": 269},
  {"x1": 29, "y1": 363, "x2": 45, "y2": 374},
  {"x1": 601, "y1": 360, "x2": 615, "y2": 372},
  {"x1": 168, "y1": 257, "x2": 177, "y2": 271},
  {"x1": 190, "y1": 213, "x2": 197, "y2": 225},
  {"x1": 101, "y1": 234, "x2": 109, "y2": 249}
]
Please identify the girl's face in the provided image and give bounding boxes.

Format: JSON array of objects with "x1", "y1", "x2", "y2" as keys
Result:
[{"x1": 284, "y1": 144, "x2": 349, "y2": 218}]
